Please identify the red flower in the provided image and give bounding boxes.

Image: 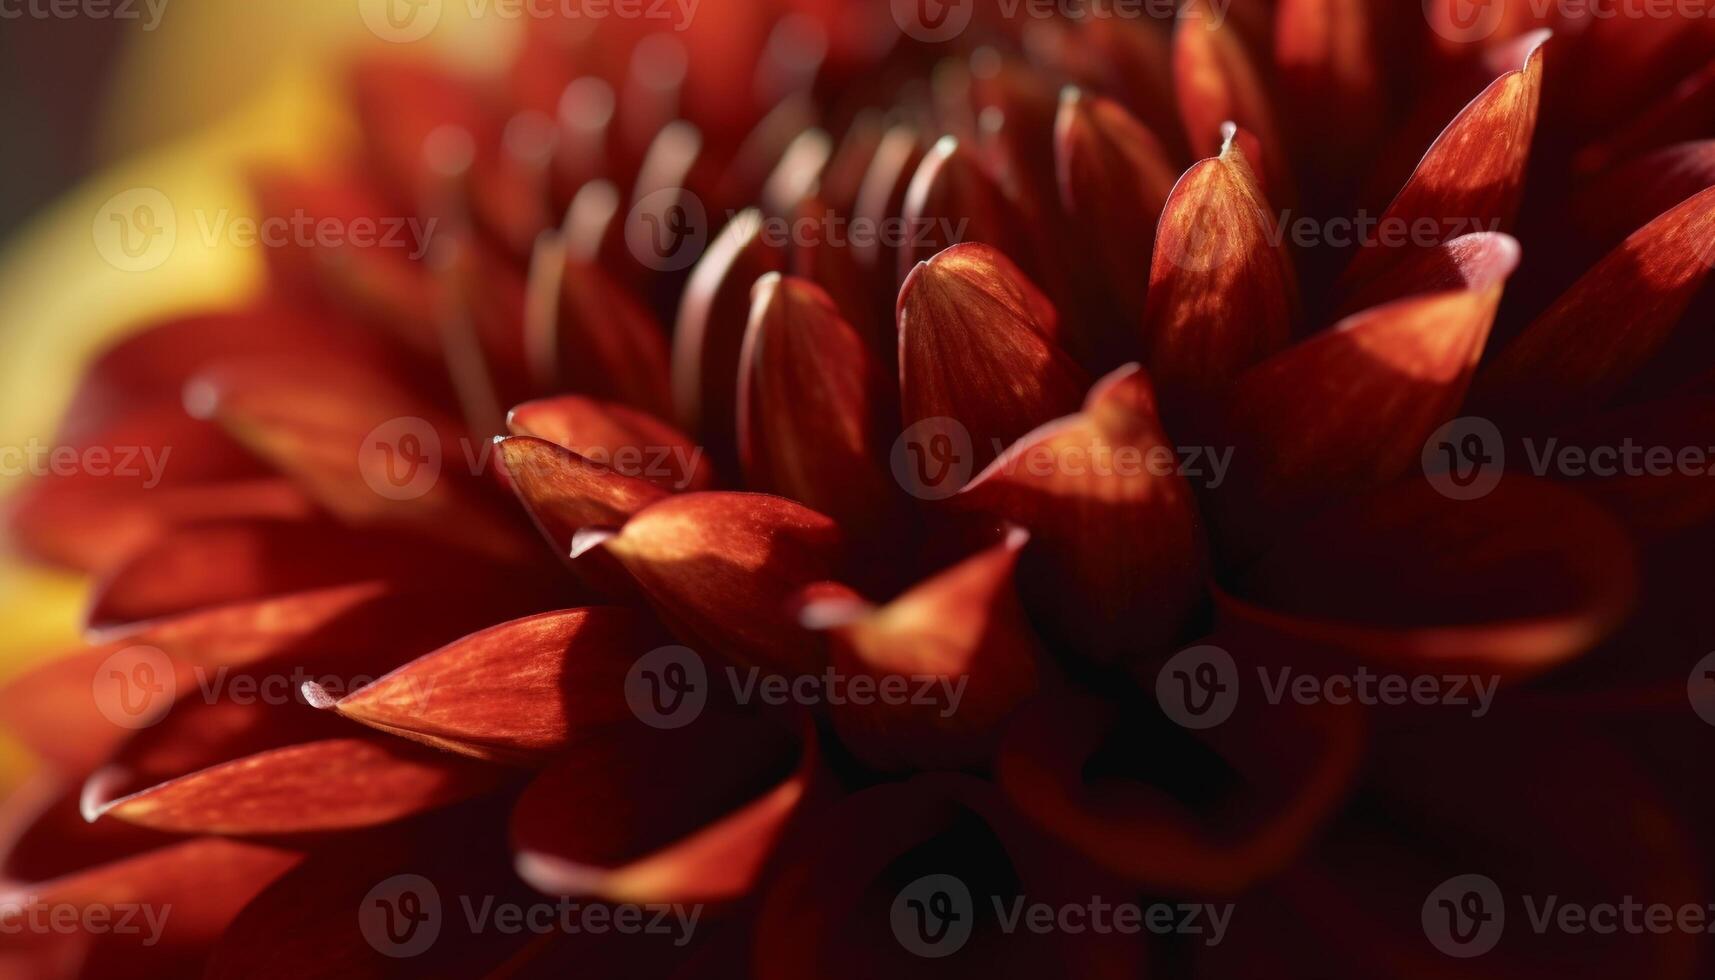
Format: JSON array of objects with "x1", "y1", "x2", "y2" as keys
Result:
[{"x1": 5, "y1": 2, "x2": 1715, "y2": 977}]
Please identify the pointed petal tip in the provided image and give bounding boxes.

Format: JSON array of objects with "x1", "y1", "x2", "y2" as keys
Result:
[
  {"x1": 301, "y1": 681, "x2": 338, "y2": 710},
  {"x1": 569, "y1": 526, "x2": 619, "y2": 560}
]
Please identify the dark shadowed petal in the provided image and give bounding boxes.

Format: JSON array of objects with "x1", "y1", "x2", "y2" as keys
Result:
[
  {"x1": 803, "y1": 530, "x2": 1040, "y2": 770},
  {"x1": 738, "y1": 274, "x2": 896, "y2": 533},
  {"x1": 954, "y1": 365, "x2": 1207, "y2": 664}
]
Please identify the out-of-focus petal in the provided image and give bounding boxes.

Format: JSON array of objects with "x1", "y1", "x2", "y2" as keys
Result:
[
  {"x1": 1219, "y1": 477, "x2": 1637, "y2": 677},
  {"x1": 544, "y1": 259, "x2": 676, "y2": 419},
  {"x1": 737, "y1": 274, "x2": 895, "y2": 532},
  {"x1": 1174, "y1": 0, "x2": 1289, "y2": 197},
  {"x1": 512, "y1": 713, "x2": 811, "y2": 904}
]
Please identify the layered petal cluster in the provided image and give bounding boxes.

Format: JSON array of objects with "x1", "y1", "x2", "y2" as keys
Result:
[{"x1": 5, "y1": 2, "x2": 1715, "y2": 977}]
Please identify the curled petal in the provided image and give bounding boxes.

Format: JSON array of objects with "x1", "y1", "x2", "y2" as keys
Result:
[
  {"x1": 997, "y1": 690, "x2": 1363, "y2": 894},
  {"x1": 803, "y1": 531, "x2": 1041, "y2": 770},
  {"x1": 1217, "y1": 233, "x2": 1519, "y2": 551},
  {"x1": 1475, "y1": 186, "x2": 1715, "y2": 426},
  {"x1": 307, "y1": 607, "x2": 663, "y2": 763},
  {"x1": 955, "y1": 365, "x2": 1207, "y2": 664},
  {"x1": 1339, "y1": 35, "x2": 1546, "y2": 292},
  {"x1": 507, "y1": 394, "x2": 713, "y2": 492},
  {"x1": 576, "y1": 493, "x2": 842, "y2": 674},
  {"x1": 738, "y1": 274, "x2": 895, "y2": 532},
  {"x1": 898, "y1": 244, "x2": 1088, "y2": 477},
  {"x1": 1220, "y1": 477, "x2": 1637, "y2": 677},
  {"x1": 512, "y1": 713, "x2": 812, "y2": 904},
  {"x1": 1143, "y1": 129, "x2": 1295, "y2": 402}
]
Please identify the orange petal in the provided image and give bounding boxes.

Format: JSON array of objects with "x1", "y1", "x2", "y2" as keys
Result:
[
  {"x1": 954, "y1": 365, "x2": 1208, "y2": 664},
  {"x1": 804, "y1": 531, "x2": 1041, "y2": 771},
  {"x1": 997, "y1": 689, "x2": 1363, "y2": 894},
  {"x1": 1475, "y1": 186, "x2": 1715, "y2": 427},
  {"x1": 1338, "y1": 34, "x2": 1546, "y2": 292},
  {"x1": 1216, "y1": 233, "x2": 1519, "y2": 553},
  {"x1": 576, "y1": 492, "x2": 842, "y2": 675},
  {"x1": 84, "y1": 732, "x2": 504, "y2": 835},
  {"x1": 1220, "y1": 476, "x2": 1637, "y2": 678},
  {"x1": 307, "y1": 607, "x2": 663, "y2": 763},
  {"x1": 1143, "y1": 127, "x2": 1296, "y2": 403},
  {"x1": 511, "y1": 713, "x2": 812, "y2": 904},
  {"x1": 898, "y1": 243, "x2": 1088, "y2": 478},
  {"x1": 738, "y1": 274, "x2": 896, "y2": 532},
  {"x1": 671, "y1": 209, "x2": 787, "y2": 465},
  {"x1": 507, "y1": 394, "x2": 713, "y2": 492},
  {"x1": 187, "y1": 355, "x2": 531, "y2": 561},
  {"x1": 497, "y1": 435, "x2": 669, "y2": 554},
  {"x1": 1273, "y1": 0, "x2": 1383, "y2": 169}
]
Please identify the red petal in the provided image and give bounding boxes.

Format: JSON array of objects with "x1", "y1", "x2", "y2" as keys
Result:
[
  {"x1": 0, "y1": 644, "x2": 194, "y2": 775},
  {"x1": 577, "y1": 493, "x2": 842, "y2": 674},
  {"x1": 737, "y1": 274, "x2": 896, "y2": 532},
  {"x1": 755, "y1": 774, "x2": 1142, "y2": 980},
  {"x1": 0, "y1": 837, "x2": 299, "y2": 978},
  {"x1": 1143, "y1": 128, "x2": 1296, "y2": 402},
  {"x1": 507, "y1": 394, "x2": 714, "y2": 492},
  {"x1": 851, "y1": 124, "x2": 926, "y2": 276},
  {"x1": 308, "y1": 608, "x2": 662, "y2": 763},
  {"x1": 497, "y1": 435, "x2": 669, "y2": 554},
  {"x1": 1216, "y1": 233, "x2": 1519, "y2": 552},
  {"x1": 1054, "y1": 88, "x2": 1178, "y2": 331},
  {"x1": 1173, "y1": 0, "x2": 1289, "y2": 197},
  {"x1": 543, "y1": 259, "x2": 676, "y2": 418},
  {"x1": 896, "y1": 136, "x2": 1027, "y2": 285},
  {"x1": 1571, "y1": 139, "x2": 1715, "y2": 247},
  {"x1": 997, "y1": 690, "x2": 1363, "y2": 894},
  {"x1": 671, "y1": 209, "x2": 787, "y2": 464},
  {"x1": 188, "y1": 356, "x2": 531, "y2": 560},
  {"x1": 897, "y1": 243, "x2": 1088, "y2": 477},
  {"x1": 1219, "y1": 477, "x2": 1637, "y2": 677},
  {"x1": 84, "y1": 732, "x2": 504, "y2": 835},
  {"x1": 954, "y1": 365, "x2": 1208, "y2": 663},
  {"x1": 512, "y1": 713, "x2": 811, "y2": 903},
  {"x1": 804, "y1": 531, "x2": 1040, "y2": 770},
  {"x1": 1273, "y1": 0, "x2": 1383, "y2": 169},
  {"x1": 1338, "y1": 35, "x2": 1546, "y2": 292},
  {"x1": 86, "y1": 520, "x2": 486, "y2": 634},
  {"x1": 1474, "y1": 185, "x2": 1715, "y2": 426}
]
